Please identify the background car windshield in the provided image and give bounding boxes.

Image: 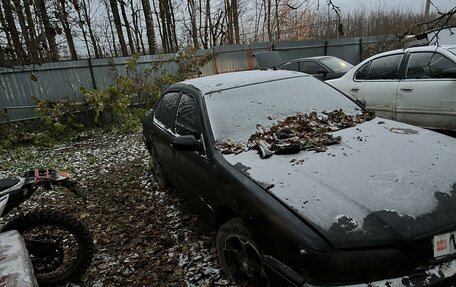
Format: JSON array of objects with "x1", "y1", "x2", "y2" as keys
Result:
[
  {"x1": 448, "y1": 47, "x2": 456, "y2": 56},
  {"x1": 204, "y1": 76, "x2": 361, "y2": 142},
  {"x1": 320, "y1": 57, "x2": 353, "y2": 72}
]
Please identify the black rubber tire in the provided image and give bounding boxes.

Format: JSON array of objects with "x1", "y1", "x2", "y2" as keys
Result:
[
  {"x1": 2, "y1": 209, "x2": 94, "y2": 286},
  {"x1": 216, "y1": 218, "x2": 269, "y2": 286}
]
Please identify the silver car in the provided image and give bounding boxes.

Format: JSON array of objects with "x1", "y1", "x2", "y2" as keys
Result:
[{"x1": 328, "y1": 45, "x2": 456, "y2": 131}]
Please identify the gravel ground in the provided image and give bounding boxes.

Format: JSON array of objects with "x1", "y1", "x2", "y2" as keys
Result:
[{"x1": 0, "y1": 130, "x2": 235, "y2": 287}]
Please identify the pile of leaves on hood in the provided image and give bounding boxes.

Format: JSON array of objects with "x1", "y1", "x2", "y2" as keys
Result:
[{"x1": 216, "y1": 110, "x2": 375, "y2": 158}]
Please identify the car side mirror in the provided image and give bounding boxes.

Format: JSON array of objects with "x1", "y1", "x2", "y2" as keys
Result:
[
  {"x1": 355, "y1": 98, "x2": 366, "y2": 108},
  {"x1": 442, "y1": 68, "x2": 456, "y2": 78},
  {"x1": 172, "y1": 135, "x2": 202, "y2": 152}
]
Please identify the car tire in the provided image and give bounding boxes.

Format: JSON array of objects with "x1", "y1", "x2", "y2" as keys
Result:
[
  {"x1": 216, "y1": 218, "x2": 269, "y2": 286},
  {"x1": 148, "y1": 146, "x2": 169, "y2": 189}
]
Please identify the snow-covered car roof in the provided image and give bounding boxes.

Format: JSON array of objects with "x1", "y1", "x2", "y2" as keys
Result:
[{"x1": 180, "y1": 69, "x2": 308, "y2": 95}]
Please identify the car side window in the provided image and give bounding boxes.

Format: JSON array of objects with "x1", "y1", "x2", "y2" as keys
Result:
[
  {"x1": 300, "y1": 61, "x2": 327, "y2": 74},
  {"x1": 366, "y1": 54, "x2": 403, "y2": 80},
  {"x1": 406, "y1": 52, "x2": 456, "y2": 79},
  {"x1": 154, "y1": 92, "x2": 181, "y2": 132},
  {"x1": 354, "y1": 62, "x2": 370, "y2": 80},
  {"x1": 281, "y1": 62, "x2": 299, "y2": 71},
  {"x1": 175, "y1": 94, "x2": 201, "y2": 139}
]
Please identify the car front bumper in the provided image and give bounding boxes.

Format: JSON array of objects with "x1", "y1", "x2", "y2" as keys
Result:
[{"x1": 264, "y1": 255, "x2": 456, "y2": 287}]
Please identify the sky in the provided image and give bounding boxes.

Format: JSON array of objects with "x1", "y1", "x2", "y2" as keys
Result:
[{"x1": 327, "y1": 0, "x2": 456, "y2": 13}]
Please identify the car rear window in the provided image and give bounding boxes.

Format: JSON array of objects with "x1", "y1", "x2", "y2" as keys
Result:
[{"x1": 204, "y1": 76, "x2": 362, "y2": 142}]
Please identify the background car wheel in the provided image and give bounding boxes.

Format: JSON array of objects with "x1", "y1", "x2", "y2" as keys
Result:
[{"x1": 216, "y1": 218, "x2": 269, "y2": 286}]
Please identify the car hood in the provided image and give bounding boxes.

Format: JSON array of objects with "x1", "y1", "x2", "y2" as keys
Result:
[{"x1": 222, "y1": 118, "x2": 456, "y2": 248}]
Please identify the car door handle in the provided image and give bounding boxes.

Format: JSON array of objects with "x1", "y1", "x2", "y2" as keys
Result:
[
  {"x1": 400, "y1": 87, "x2": 413, "y2": 93},
  {"x1": 350, "y1": 88, "x2": 359, "y2": 93}
]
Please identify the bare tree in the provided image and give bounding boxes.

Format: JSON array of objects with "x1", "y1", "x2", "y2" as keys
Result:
[
  {"x1": 1, "y1": 0, "x2": 26, "y2": 60},
  {"x1": 36, "y1": 0, "x2": 59, "y2": 61},
  {"x1": 109, "y1": 0, "x2": 128, "y2": 56},
  {"x1": 119, "y1": 0, "x2": 135, "y2": 54},
  {"x1": 80, "y1": 0, "x2": 101, "y2": 58},
  {"x1": 22, "y1": 0, "x2": 39, "y2": 61},
  {"x1": 156, "y1": 0, "x2": 178, "y2": 52},
  {"x1": 0, "y1": 1, "x2": 13, "y2": 50},
  {"x1": 141, "y1": 0, "x2": 156, "y2": 54},
  {"x1": 187, "y1": 0, "x2": 199, "y2": 49},
  {"x1": 56, "y1": 0, "x2": 77, "y2": 60},
  {"x1": 130, "y1": 0, "x2": 144, "y2": 54}
]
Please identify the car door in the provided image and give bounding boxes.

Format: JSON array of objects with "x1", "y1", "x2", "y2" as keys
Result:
[
  {"x1": 151, "y1": 92, "x2": 181, "y2": 178},
  {"x1": 349, "y1": 53, "x2": 404, "y2": 119},
  {"x1": 171, "y1": 93, "x2": 215, "y2": 218},
  {"x1": 396, "y1": 51, "x2": 456, "y2": 130}
]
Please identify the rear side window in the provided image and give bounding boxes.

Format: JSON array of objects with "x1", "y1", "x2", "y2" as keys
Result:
[
  {"x1": 406, "y1": 52, "x2": 456, "y2": 79},
  {"x1": 281, "y1": 62, "x2": 299, "y2": 71},
  {"x1": 154, "y1": 92, "x2": 181, "y2": 131},
  {"x1": 175, "y1": 94, "x2": 201, "y2": 139},
  {"x1": 366, "y1": 54, "x2": 403, "y2": 80},
  {"x1": 300, "y1": 62, "x2": 326, "y2": 74}
]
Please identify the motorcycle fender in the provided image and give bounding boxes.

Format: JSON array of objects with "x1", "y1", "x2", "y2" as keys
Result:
[{"x1": 0, "y1": 195, "x2": 9, "y2": 217}]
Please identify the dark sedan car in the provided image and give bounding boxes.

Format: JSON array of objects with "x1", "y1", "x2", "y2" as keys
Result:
[
  {"x1": 142, "y1": 70, "x2": 456, "y2": 286},
  {"x1": 254, "y1": 51, "x2": 353, "y2": 80},
  {"x1": 278, "y1": 56, "x2": 354, "y2": 80}
]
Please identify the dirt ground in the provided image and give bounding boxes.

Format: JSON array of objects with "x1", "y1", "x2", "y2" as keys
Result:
[{"x1": 0, "y1": 130, "x2": 235, "y2": 287}]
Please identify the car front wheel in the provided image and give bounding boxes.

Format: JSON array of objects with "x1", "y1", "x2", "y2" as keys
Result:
[{"x1": 216, "y1": 218, "x2": 269, "y2": 286}]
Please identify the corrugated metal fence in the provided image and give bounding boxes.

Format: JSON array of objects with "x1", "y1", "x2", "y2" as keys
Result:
[{"x1": 0, "y1": 35, "x2": 394, "y2": 121}]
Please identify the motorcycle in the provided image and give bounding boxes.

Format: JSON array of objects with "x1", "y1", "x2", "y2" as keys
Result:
[{"x1": 0, "y1": 168, "x2": 94, "y2": 286}]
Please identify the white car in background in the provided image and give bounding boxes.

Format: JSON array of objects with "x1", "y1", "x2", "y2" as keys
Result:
[{"x1": 327, "y1": 45, "x2": 456, "y2": 131}]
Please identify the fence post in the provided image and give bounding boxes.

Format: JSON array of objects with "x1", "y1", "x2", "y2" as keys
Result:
[
  {"x1": 212, "y1": 48, "x2": 218, "y2": 74},
  {"x1": 87, "y1": 57, "x2": 97, "y2": 90},
  {"x1": 247, "y1": 46, "x2": 254, "y2": 70},
  {"x1": 324, "y1": 41, "x2": 328, "y2": 56}
]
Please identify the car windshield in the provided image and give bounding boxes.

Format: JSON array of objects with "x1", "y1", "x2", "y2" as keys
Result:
[
  {"x1": 204, "y1": 76, "x2": 362, "y2": 142},
  {"x1": 320, "y1": 57, "x2": 354, "y2": 72},
  {"x1": 447, "y1": 47, "x2": 456, "y2": 56}
]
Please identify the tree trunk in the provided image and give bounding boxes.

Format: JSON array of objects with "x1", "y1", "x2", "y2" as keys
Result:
[
  {"x1": 81, "y1": 0, "x2": 101, "y2": 58},
  {"x1": 109, "y1": 0, "x2": 128, "y2": 56},
  {"x1": 57, "y1": 0, "x2": 77, "y2": 60},
  {"x1": 141, "y1": 0, "x2": 156, "y2": 54},
  {"x1": 232, "y1": 0, "x2": 240, "y2": 43},
  {"x1": 36, "y1": 0, "x2": 59, "y2": 61},
  {"x1": 274, "y1": 0, "x2": 280, "y2": 41},
  {"x1": 129, "y1": 0, "x2": 142, "y2": 54},
  {"x1": 266, "y1": 0, "x2": 272, "y2": 42},
  {"x1": 119, "y1": 0, "x2": 135, "y2": 54},
  {"x1": 200, "y1": 0, "x2": 209, "y2": 49},
  {"x1": 225, "y1": 0, "x2": 233, "y2": 44},
  {"x1": 22, "y1": 0, "x2": 39, "y2": 61},
  {"x1": 157, "y1": 0, "x2": 178, "y2": 52},
  {"x1": 103, "y1": 0, "x2": 118, "y2": 56},
  {"x1": 13, "y1": 1, "x2": 33, "y2": 59},
  {"x1": 167, "y1": 0, "x2": 178, "y2": 51},
  {"x1": 151, "y1": 0, "x2": 165, "y2": 52},
  {"x1": 2, "y1": 0, "x2": 26, "y2": 60},
  {"x1": 0, "y1": 1, "x2": 13, "y2": 52},
  {"x1": 188, "y1": 0, "x2": 199, "y2": 49}
]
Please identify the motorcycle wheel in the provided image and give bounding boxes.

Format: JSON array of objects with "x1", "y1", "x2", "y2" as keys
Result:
[{"x1": 2, "y1": 209, "x2": 94, "y2": 286}]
